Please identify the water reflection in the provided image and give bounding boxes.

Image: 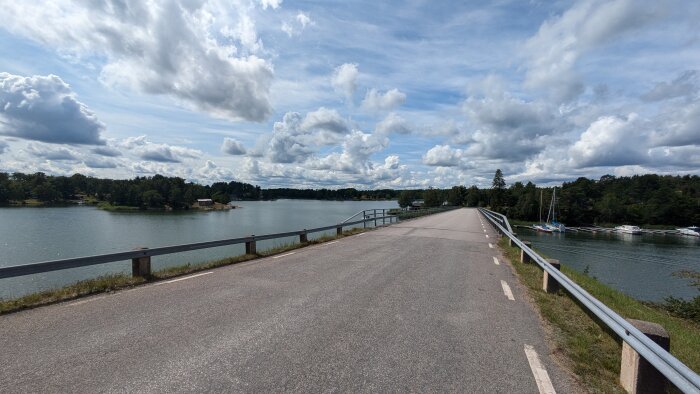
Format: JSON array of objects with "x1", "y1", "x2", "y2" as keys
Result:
[{"x1": 519, "y1": 228, "x2": 700, "y2": 302}]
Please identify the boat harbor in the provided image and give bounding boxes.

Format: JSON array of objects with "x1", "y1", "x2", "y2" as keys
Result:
[{"x1": 514, "y1": 224, "x2": 700, "y2": 237}]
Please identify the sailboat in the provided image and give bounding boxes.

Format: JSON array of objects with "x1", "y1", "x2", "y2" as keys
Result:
[
  {"x1": 533, "y1": 190, "x2": 553, "y2": 233},
  {"x1": 545, "y1": 187, "x2": 565, "y2": 232}
]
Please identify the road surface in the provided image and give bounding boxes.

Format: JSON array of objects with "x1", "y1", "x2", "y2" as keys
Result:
[{"x1": 0, "y1": 208, "x2": 575, "y2": 392}]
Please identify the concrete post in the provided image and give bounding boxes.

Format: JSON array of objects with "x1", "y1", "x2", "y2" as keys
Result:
[
  {"x1": 245, "y1": 236, "x2": 257, "y2": 255},
  {"x1": 509, "y1": 233, "x2": 518, "y2": 247},
  {"x1": 300, "y1": 230, "x2": 308, "y2": 243},
  {"x1": 620, "y1": 319, "x2": 670, "y2": 394},
  {"x1": 336, "y1": 226, "x2": 342, "y2": 236},
  {"x1": 542, "y1": 259, "x2": 561, "y2": 293},
  {"x1": 131, "y1": 247, "x2": 151, "y2": 279},
  {"x1": 520, "y1": 241, "x2": 532, "y2": 263}
]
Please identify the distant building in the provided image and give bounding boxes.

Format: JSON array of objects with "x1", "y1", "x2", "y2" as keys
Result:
[
  {"x1": 197, "y1": 198, "x2": 213, "y2": 206},
  {"x1": 410, "y1": 199, "x2": 424, "y2": 210}
]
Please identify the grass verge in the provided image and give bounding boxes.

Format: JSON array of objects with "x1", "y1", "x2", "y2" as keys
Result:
[
  {"x1": 498, "y1": 237, "x2": 700, "y2": 393},
  {"x1": 0, "y1": 227, "x2": 370, "y2": 315}
]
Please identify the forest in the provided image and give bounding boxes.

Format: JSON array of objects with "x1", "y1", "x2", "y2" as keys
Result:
[{"x1": 1, "y1": 171, "x2": 698, "y2": 226}]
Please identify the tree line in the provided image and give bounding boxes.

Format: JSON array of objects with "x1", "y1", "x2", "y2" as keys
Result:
[
  {"x1": 0, "y1": 172, "x2": 262, "y2": 209},
  {"x1": 1, "y1": 171, "x2": 698, "y2": 225}
]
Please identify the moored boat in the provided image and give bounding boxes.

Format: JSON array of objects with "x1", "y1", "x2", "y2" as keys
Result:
[
  {"x1": 677, "y1": 226, "x2": 700, "y2": 237},
  {"x1": 615, "y1": 225, "x2": 642, "y2": 234}
]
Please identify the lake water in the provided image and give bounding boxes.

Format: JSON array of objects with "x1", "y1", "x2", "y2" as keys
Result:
[
  {"x1": 518, "y1": 229, "x2": 700, "y2": 302},
  {"x1": 0, "y1": 200, "x2": 397, "y2": 299},
  {"x1": 2, "y1": 203, "x2": 698, "y2": 302}
]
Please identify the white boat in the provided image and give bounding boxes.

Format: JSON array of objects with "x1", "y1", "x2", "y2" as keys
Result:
[
  {"x1": 545, "y1": 187, "x2": 565, "y2": 232},
  {"x1": 615, "y1": 225, "x2": 642, "y2": 235},
  {"x1": 677, "y1": 226, "x2": 700, "y2": 237}
]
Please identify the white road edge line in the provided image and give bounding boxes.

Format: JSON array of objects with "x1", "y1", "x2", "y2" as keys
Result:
[
  {"x1": 155, "y1": 271, "x2": 213, "y2": 286},
  {"x1": 493, "y1": 257, "x2": 500, "y2": 265},
  {"x1": 485, "y1": 234, "x2": 489, "y2": 238},
  {"x1": 489, "y1": 243, "x2": 494, "y2": 248},
  {"x1": 483, "y1": 229, "x2": 487, "y2": 232},
  {"x1": 524, "y1": 344, "x2": 557, "y2": 394},
  {"x1": 323, "y1": 240, "x2": 339, "y2": 245},
  {"x1": 500, "y1": 280, "x2": 515, "y2": 300},
  {"x1": 67, "y1": 295, "x2": 107, "y2": 307},
  {"x1": 272, "y1": 252, "x2": 296, "y2": 259}
]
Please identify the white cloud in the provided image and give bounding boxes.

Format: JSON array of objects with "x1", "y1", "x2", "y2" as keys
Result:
[
  {"x1": 651, "y1": 100, "x2": 700, "y2": 147},
  {"x1": 283, "y1": 11, "x2": 314, "y2": 37},
  {"x1": 642, "y1": 70, "x2": 699, "y2": 102},
  {"x1": 462, "y1": 91, "x2": 559, "y2": 160},
  {"x1": 569, "y1": 113, "x2": 648, "y2": 167},
  {"x1": 423, "y1": 145, "x2": 464, "y2": 167},
  {"x1": 84, "y1": 156, "x2": 118, "y2": 169},
  {"x1": 0, "y1": 140, "x2": 8, "y2": 154},
  {"x1": 119, "y1": 136, "x2": 202, "y2": 163},
  {"x1": 221, "y1": 137, "x2": 247, "y2": 155},
  {"x1": 375, "y1": 113, "x2": 411, "y2": 135},
  {"x1": 301, "y1": 107, "x2": 348, "y2": 134},
  {"x1": 259, "y1": 0, "x2": 282, "y2": 10},
  {"x1": 332, "y1": 63, "x2": 359, "y2": 101},
  {"x1": 1, "y1": 1, "x2": 274, "y2": 122},
  {"x1": 524, "y1": 0, "x2": 662, "y2": 102},
  {"x1": 0, "y1": 73, "x2": 105, "y2": 145},
  {"x1": 361, "y1": 88, "x2": 406, "y2": 112},
  {"x1": 297, "y1": 12, "x2": 312, "y2": 28},
  {"x1": 26, "y1": 143, "x2": 79, "y2": 161}
]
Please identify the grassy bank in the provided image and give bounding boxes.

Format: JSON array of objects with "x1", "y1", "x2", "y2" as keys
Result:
[
  {"x1": 0, "y1": 227, "x2": 369, "y2": 315},
  {"x1": 498, "y1": 238, "x2": 700, "y2": 393}
]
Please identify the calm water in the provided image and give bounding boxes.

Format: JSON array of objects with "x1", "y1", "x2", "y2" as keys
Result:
[
  {"x1": 519, "y1": 229, "x2": 700, "y2": 302},
  {"x1": 0, "y1": 200, "x2": 397, "y2": 299}
]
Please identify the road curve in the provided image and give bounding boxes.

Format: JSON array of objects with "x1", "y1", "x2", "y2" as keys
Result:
[{"x1": 0, "y1": 208, "x2": 575, "y2": 393}]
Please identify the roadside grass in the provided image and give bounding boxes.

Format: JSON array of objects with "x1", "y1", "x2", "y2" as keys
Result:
[
  {"x1": 0, "y1": 227, "x2": 370, "y2": 315},
  {"x1": 498, "y1": 237, "x2": 700, "y2": 393}
]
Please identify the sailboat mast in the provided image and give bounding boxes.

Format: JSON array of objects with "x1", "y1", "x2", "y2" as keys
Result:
[
  {"x1": 539, "y1": 190, "x2": 543, "y2": 222},
  {"x1": 552, "y1": 187, "x2": 556, "y2": 222}
]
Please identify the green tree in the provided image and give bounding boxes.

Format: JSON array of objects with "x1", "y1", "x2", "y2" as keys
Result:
[
  {"x1": 490, "y1": 169, "x2": 506, "y2": 211},
  {"x1": 397, "y1": 190, "x2": 415, "y2": 208},
  {"x1": 141, "y1": 190, "x2": 164, "y2": 208},
  {"x1": 424, "y1": 188, "x2": 441, "y2": 207},
  {"x1": 446, "y1": 186, "x2": 466, "y2": 206}
]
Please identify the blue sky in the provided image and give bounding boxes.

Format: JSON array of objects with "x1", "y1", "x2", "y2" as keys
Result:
[{"x1": 0, "y1": 0, "x2": 699, "y2": 188}]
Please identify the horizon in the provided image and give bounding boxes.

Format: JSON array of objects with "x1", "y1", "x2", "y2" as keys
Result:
[{"x1": 1, "y1": 1, "x2": 699, "y2": 189}]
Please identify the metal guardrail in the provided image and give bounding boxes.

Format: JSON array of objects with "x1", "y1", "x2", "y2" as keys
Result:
[
  {"x1": 0, "y1": 213, "x2": 397, "y2": 280},
  {"x1": 478, "y1": 208, "x2": 700, "y2": 393},
  {"x1": 342, "y1": 209, "x2": 391, "y2": 227}
]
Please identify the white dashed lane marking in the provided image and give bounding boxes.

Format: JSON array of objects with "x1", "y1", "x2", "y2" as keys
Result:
[
  {"x1": 489, "y1": 243, "x2": 494, "y2": 248},
  {"x1": 493, "y1": 257, "x2": 500, "y2": 265},
  {"x1": 155, "y1": 272, "x2": 213, "y2": 286},
  {"x1": 524, "y1": 344, "x2": 557, "y2": 394},
  {"x1": 500, "y1": 280, "x2": 515, "y2": 300},
  {"x1": 272, "y1": 252, "x2": 296, "y2": 259}
]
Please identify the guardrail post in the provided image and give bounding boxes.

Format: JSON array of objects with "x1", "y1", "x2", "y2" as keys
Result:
[
  {"x1": 509, "y1": 233, "x2": 518, "y2": 247},
  {"x1": 300, "y1": 230, "x2": 308, "y2": 243},
  {"x1": 374, "y1": 209, "x2": 377, "y2": 227},
  {"x1": 245, "y1": 236, "x2": 257, "y2": 255},
  {"x1": 520, "y1": 241, "x2": 532, "y2": 263},
  {"x1": 336, "y1": 226, "x2": 342, "y2": 236},
  {"x1": 542, "y1": 259, "x2": 561, "y2": 293},
  {"x1": 620, "y1": 319, "x2": 670, "y2": 394},
  {"x1": 382, "y1": 209, "x2": 386, "y2": 225},
  {"x1": 131, "y1": 247, "x2": 151, "y2": 279}
]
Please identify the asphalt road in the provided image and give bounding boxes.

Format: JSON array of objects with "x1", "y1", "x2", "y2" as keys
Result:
[{"x1": 0, "y1": 208, "x2": 575, "y2": 393}]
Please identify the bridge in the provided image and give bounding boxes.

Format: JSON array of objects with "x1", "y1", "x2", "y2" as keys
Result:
[{"x1": 0, "y1": 208, "x2": 574, "y2": 392}]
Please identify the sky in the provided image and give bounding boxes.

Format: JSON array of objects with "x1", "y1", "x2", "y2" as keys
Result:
[{"x1": 0, "y1": 0, "x2": 699, "y2": 189}]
